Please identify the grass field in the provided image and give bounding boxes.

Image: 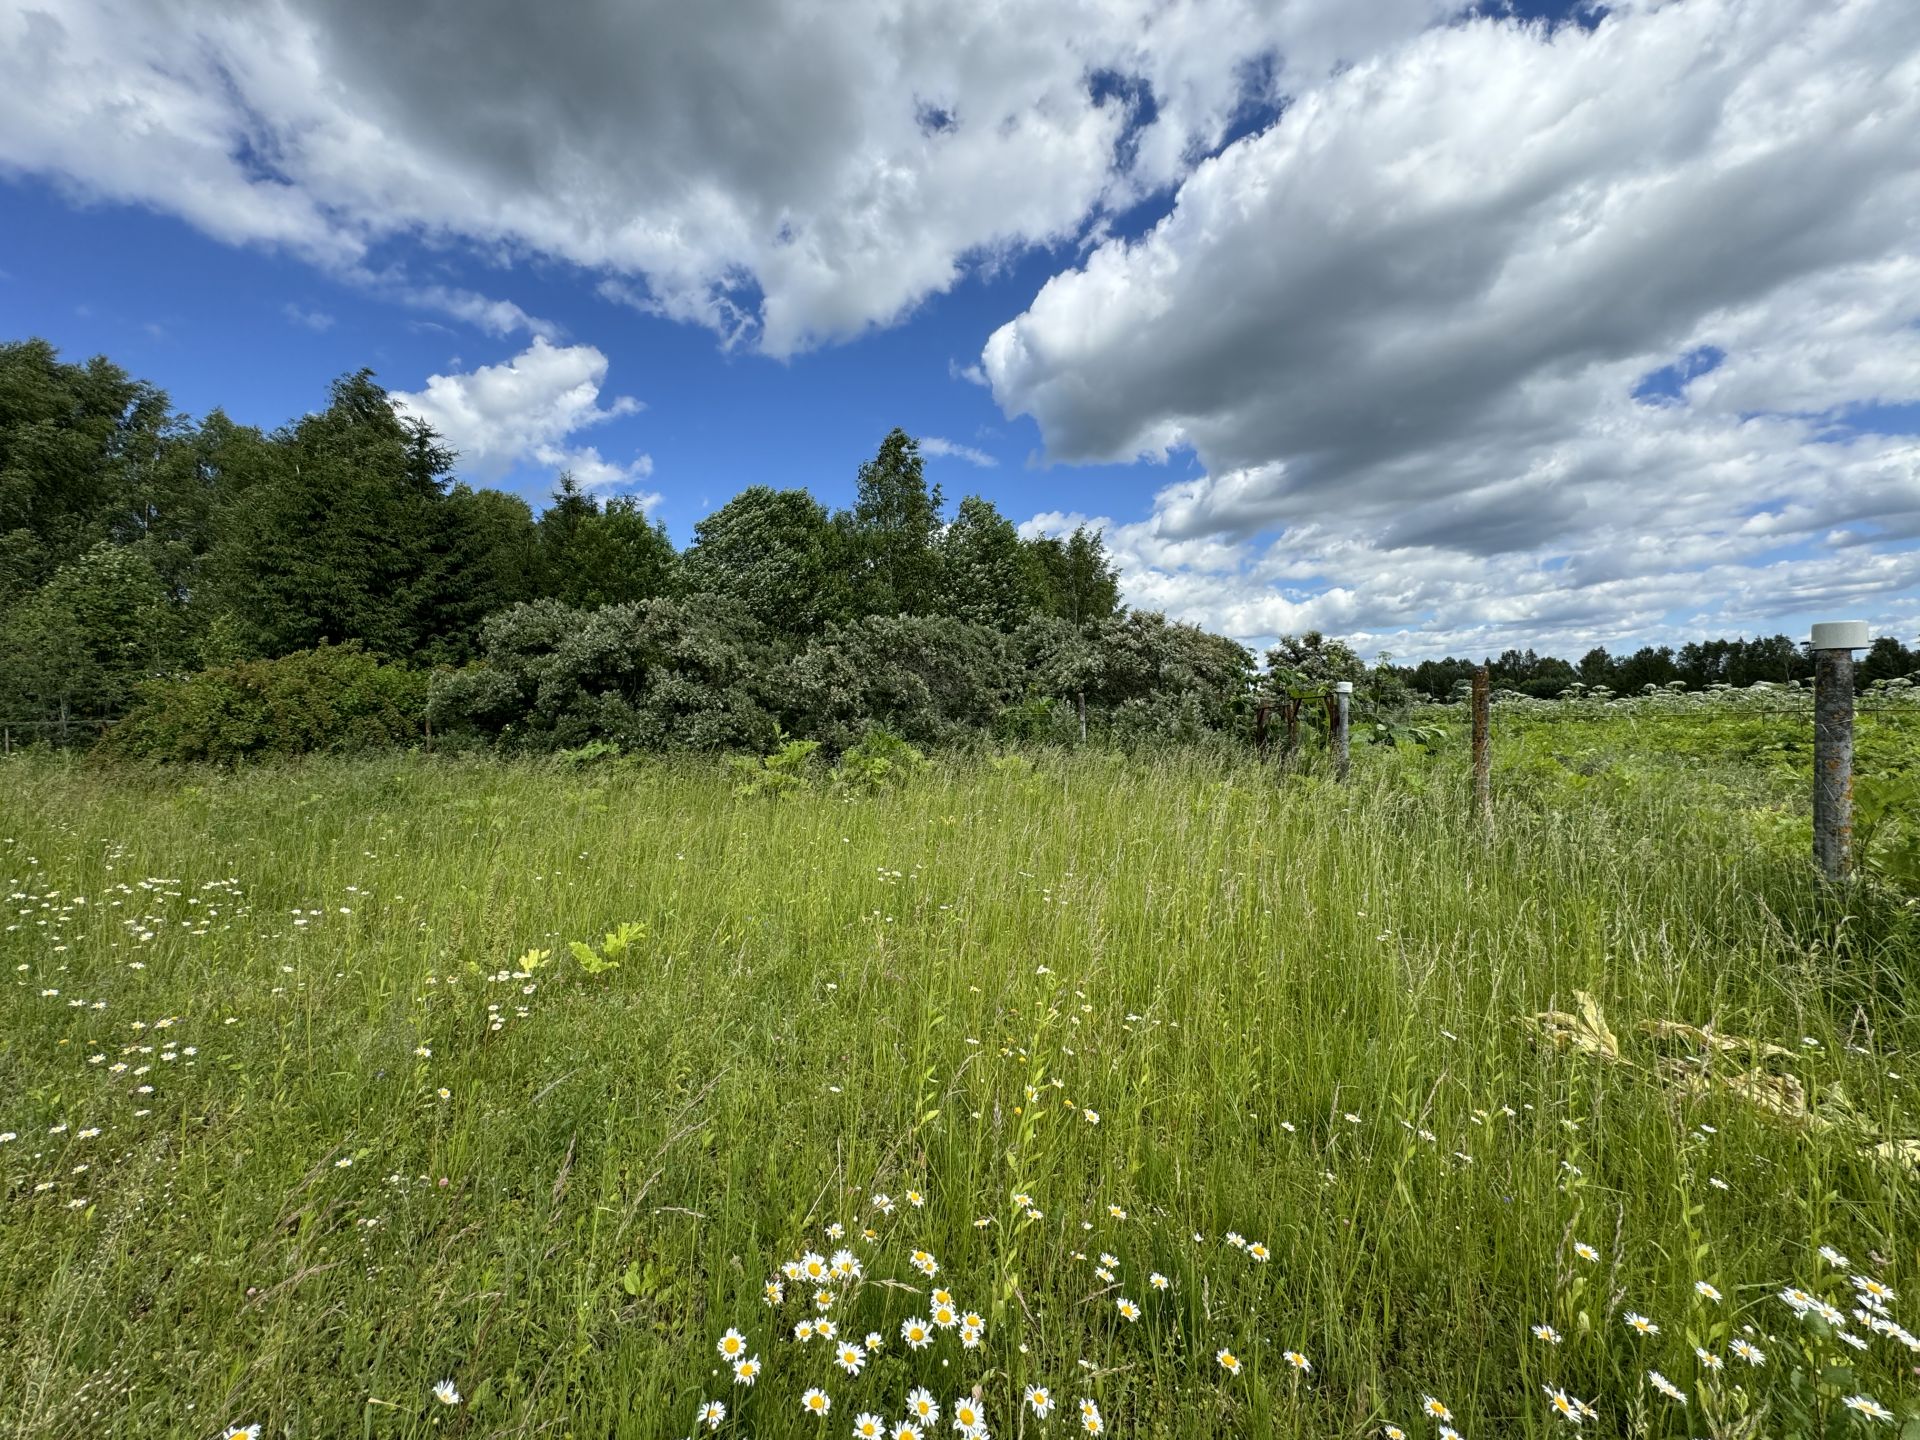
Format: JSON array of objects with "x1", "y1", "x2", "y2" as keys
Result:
[{"x1": 2, "y1": 738, "x2": 1917, "y2": 1440}]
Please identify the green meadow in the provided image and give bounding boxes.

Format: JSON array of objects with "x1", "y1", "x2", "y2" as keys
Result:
[{"x1": 1, "y1": 736, "x2": 1916, "y2": 1439}]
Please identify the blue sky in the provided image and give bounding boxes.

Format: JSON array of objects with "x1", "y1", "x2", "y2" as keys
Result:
[{"x1": 2, "y1": 0, "x2": 1915, "y2": 660}]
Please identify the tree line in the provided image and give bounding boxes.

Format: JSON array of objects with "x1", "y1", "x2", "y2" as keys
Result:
[
  {"x1": 2, "y1": 337, "x2": 1254, "y2": 758},
  {"x1": 5, "y1": 336, "x2": 1912, "y2": 762},
  {"x1": 1393, "y1": 636, "x2": 1918, "y2": 702}
]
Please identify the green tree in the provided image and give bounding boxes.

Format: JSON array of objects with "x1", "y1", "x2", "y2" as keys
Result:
[
  {"x1": 682, "y1": 485, "x2": 846, "y2": 637},
  {"x1": 938, "y1": 495, "x2": 1040, "y2": 631},
  {"x1": 0, "y1": 542, "x2": 186, "y2": 734},
  {"x1": 537, "y1": 474, "x2": 679, "y2": 608},
  {"x1": 0, "y1": 338, "x2": 176, "y2": 606},
  {"x1": 1026, "y1": 525, "x2": 1122, "y2": 626},
  {"x1": 202, "y1": 370, "x2": 484, "y2": 660},
  {"x1": 845, "y1": 429, "x2": 943, "y2": 616}
]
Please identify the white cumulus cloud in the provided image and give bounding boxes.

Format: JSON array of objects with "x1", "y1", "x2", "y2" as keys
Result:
[{"x1": 391, "y1": 338, "x2": 652, "y2": 493}]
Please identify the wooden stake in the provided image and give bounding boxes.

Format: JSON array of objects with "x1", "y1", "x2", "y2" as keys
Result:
[
  {"x1": 1471, "y1": 665, "x2": 1491, "y2": 826},
  {"x1": 1332, "y1": 682, "x2": 1352, "y2": 781},
  {"x1": 1812, "y1": 622, "x2": 1867, "y2": 882}
]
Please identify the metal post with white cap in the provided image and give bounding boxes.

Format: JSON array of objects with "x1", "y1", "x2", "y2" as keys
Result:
[
  {"x1": 1332, "y1": 681, "x2": 1352, "y2": 781},
  {"x1": 1811, "y1": 620, "x2": 1869, "y2": 883}
]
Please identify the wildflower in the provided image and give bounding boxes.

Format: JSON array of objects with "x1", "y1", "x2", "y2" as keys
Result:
[
  {"x1": 1247, "y1": 1242, "x2": 1270, "y2": 1263},
  {"x1": 816, "y1": 1288, "x2": 837, "y2": 1312},
  {"x1": 1853, "y1": 1276, "x2": 1898, "y2": 1304},
  {"x1": 1707, "y1": 1176, "x2": 1729, "y2": 1191},
  {"x1": 932, "y1": 1302, "x2": 958, "y2": 1329},
  {"x1": 831, "y1": 1248, "x2": 862, "y2": 1279},
  {"x1": 1648, "y1": 1371, "x2": 1686, "y2": 1405},
  {"x1": 1544, "y1": 1386, "x2": 1581, "y2": 1425},
  {"x1": 1842, "y1": 1395, "x2": 1893, "y2": 1423},
  {"x1": 1115, "y1": 1298, "x2": 1140, "y2": 1322},
  {"x1": 436, "y1": 1087, "x2": 451, "y2": 1100},
  {"x1": 836, "y1": 1342, "x2": 866, "y2": 1375},
  {"x1": 795, "y1": 1320, "x2": 816, "y2": 1342},
  {"x1": 1532, "y1": 1324, "x2": 1562, "y2": 1343},
  {"x1": 733, "y1": 1355, "x2": 762, "y2": 1385},
  {"x1": 959, "y1": 1321, "x2": 982, "y2": 1349},
  {"x1": 1624, "y1": 1312, "x2": 1659, "y2": 1336},
  {"x1": 1440, "y1": 1426, "x2": 1463, "y2": 1440},
  {"x1": 1695, "y1": 1280, "x2": 1722, "y2": 1303},
  {"x1": 906, "y1": 1189, "x2": 926, "y2": 1207},
  {"x1": 1384, "y1": 1428, "x2": 1407, "y2": 1440},
  {"x1": 864, "y1": 1331, "x2": 883, "y2": 1352},
  {"x1": 1225, "y1": 1231, "x2": 1245, "y2": 1249},
  {"x1": 854, "y1": 1414, "x2": 885, "y2": 1439},
  {"x1": 802, "y1": 1388, "x2": 832, "y2": 1417},
  {"x1": 826, "y1": 1222, "x2": 846, "y2": 1240},
  {"x1": 872, "y1": 1193, "x2": 894, "y2": 1214},
  {"x1": 1819, "y1": 1245, "x2": 1852, "y2": 1268},
  {"x1": 1780, "y1": 1287, "x2": 1816, "y2": 1314},
  {"x1": 816, "y1": 1319, "x2": 838, "y2": 1341},
  {"x1": 1695, "y1": 1347, "x2": 1723, "y2": 1371},
  {"x1": 911, "y1": 1250, "x2": 939, "y2": 1277},
  {"x1": 1283, "y1": 1350, "x2": 1310, "y2": 1373},
  {"x1": 802, "y1": 1252, "x2": 830, "y2": 1283},
  {"x1": 335, "y1": 1157, "x2": 353, "y2": 1169},
  {"x1": 1836, "y1": 1329, "x2": 1869, "y2": 1352},
  {"x1": 1094, "y1": 1267, "x2": 1115, "y2": 1284},
  {"x1": 902, "y1": 1317, "x2": 933, "y2": 1350},
  {"x1": 1108, "y1": 1203, "x2": 1127, "y2": 1220},
  {"x1": 1729, "y1": 1338, "x2": 1765, "y2": 1366},
  {"x1": 433, "y1": 1379, "x2": 461, "y2": 1406},
  {"x1": 1149, "y1": 1272, "x2": 1169, "y2": 1290},
  {"x1": 960, "y1": 1310, "x2": 983, "y2": 1332},
  {"x1": 952, "y1": 1397, "x2": 986, "y2": 1436},
  {"x1": 1216, "y1": 1348, "x2": 1241, "y2": 1375},
  {"x1": 1812, "y1": 1299, "x2": 1847, "y2": 1327},
  {"x1": 765, "y1": 1279, "x2": 785, "y2": 1306},
  {"x1": 1083, "y1": 1109, "x2": 1099, "y2": 1125},
  {"x1": 77, "y1": 1127, "x2": 99, "y2": 1139},
  {"x1": 1573, "y1": 1242, "x2": 1598, "y2": 1262},
  {"x1": 1422, "y1": 1397, "x2": 1453, "y2": 1422},
  {"x1": 894, "y1": 1427, "x2": 924, "y2": 1440},
  {"x1": 1025, "y1": 1385, "x2": 1055, "y2": 1418},
  {"x1": 697, "y1": 1400, "x2": 726, "y2": 1430},
  {"x1": 222, "y1": 1428, "x2": 261, "y2": 1439},
  {"x1": 932, "y1": 1288, "x2": 954, "y2": 1309},
  {"x1": 1078, "y1": 1398, "x2": 1103, "y2": 1435},
  {"x1": 718, "y1": 1328, "x2": 747, "y2": 1359},
  {"x1": 414, "y1": 1045, "x2": 432, "y2": 1058},
  {"x1": 907, "y1": 1387, "x2": 939, "y2": 1424}
]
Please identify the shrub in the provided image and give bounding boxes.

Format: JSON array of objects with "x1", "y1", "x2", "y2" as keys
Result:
[{"x1": 103, "y1": 643, "x2": 426, "y2": 763}]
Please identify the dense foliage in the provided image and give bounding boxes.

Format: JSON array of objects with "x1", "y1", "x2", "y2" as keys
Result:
[{"x1": 3, "y1": 335, "x2": 1914, "y2": 762}]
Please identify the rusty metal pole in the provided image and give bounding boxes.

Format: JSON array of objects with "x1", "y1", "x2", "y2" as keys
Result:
[
  {"x1": 1812, "y1": 621, "x2": 1867, "y2": 883},
  {"x1": 1332, "y1": 681, "x2": 1352, "y2": 781},
  {"x1": 1471, "y1": 665, "x2": 1491, "y2": 826}
]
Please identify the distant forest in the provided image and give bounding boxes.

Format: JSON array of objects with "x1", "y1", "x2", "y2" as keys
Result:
[{"x1": 2, "y1": 338, "x2": 1914, "y2": 760}]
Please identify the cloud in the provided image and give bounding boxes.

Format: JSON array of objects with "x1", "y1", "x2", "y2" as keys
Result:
[
  {"x1": 390, "y1": 337, "x2": 652, "y2": 491},
  {"x1": 991, "y1": 0, "x2": 1920, "y2": 655},
  {"x1": 919, "y1": 436, "x2": 997, "y2": 467},
  {"x1": 0, "y1": 0, "x2": 1462, "y2": 356},
  {"x1": 282, "y1": 302, "x2": 335, "y2": 332}
]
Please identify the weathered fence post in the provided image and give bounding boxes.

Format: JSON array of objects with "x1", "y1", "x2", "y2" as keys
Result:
[
  {"x1": 1255, "y1": 699, "x2": 1273, "y2": 759},
  {"x1": 1076, "y1": 690, "x2": 1087, "y2": 744},
  {"x1": 1471, "y1": 665, "x2": 1491, "y2": 825},
  {"x1": 1332, "y1": 681, "x2": 1352, "y2": 781},
  {"x1": 1812, "y1": 620, "x2": 1868, "y2": 883}
]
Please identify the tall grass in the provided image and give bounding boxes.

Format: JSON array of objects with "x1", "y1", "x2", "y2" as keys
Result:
[{"x1": 0, "y1": 746, "x2": 1914, "y2": 1439}]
